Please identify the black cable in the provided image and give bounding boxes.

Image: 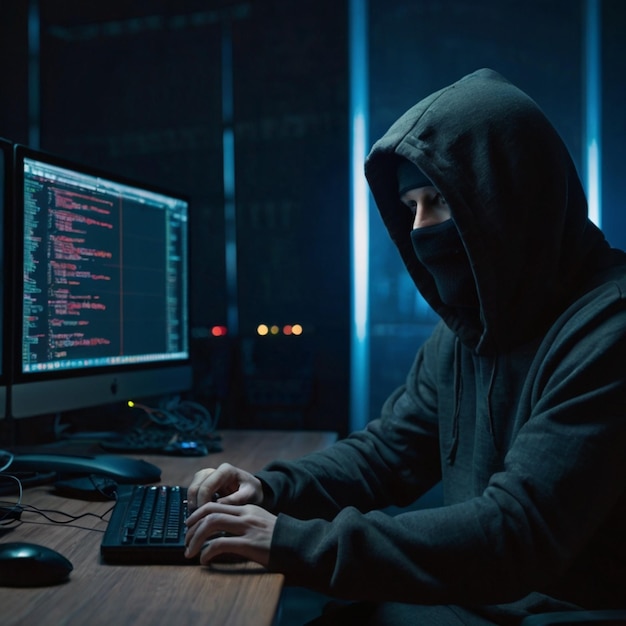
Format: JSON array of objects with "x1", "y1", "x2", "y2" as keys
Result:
[{"x1": 0, "y1": 499, "x2": 116, "y2": 532}]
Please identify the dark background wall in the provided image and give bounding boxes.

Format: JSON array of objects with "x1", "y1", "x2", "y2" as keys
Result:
[
  {"x1": 0, "y1": 0, "x2": 624, "y2": 436},
  {"x1": 0, "y1": 0, "x2": 351, "y2": 436}
]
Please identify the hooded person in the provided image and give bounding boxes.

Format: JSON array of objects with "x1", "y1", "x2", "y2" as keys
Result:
[{"x1": 184, "y1": 69, "x2": 626, "y2": 625}]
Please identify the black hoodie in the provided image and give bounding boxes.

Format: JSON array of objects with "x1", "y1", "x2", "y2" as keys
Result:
[
  {"x1": 259, "y1": 69, "x2": 626, "y2": 624},
  {"x1": 366, "y1": 68, "x2": 614, "y2": 355}
]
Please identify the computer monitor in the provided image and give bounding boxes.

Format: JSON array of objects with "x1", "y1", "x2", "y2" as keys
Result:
[
  {"x1": 0, "y1": 138, "x2": 12, "y2": 420},
  {"x1": 11, "y1": 145, "x2": 192, "y2": 421}
]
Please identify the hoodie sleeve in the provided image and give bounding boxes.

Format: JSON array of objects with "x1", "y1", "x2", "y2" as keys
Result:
[
  {"x1": 256, "y1": 324, "x2": 447, "y2": 520},
  {"x1": 261, "y1": 292, "x2": 626, "y2": 607}
]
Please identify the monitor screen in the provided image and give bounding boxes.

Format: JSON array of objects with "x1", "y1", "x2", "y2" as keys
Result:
[
  {"x1": 0, "y1": 138, "x2": 11, "y2": 420},
  {"x1": 11, "y1": 145, "x2": 192, "y2": 419}
]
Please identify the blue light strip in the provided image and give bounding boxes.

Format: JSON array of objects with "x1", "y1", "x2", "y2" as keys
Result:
[
  {"x1": 28, "y1": 0, "x2": 41, "y2": 148},
  {"x1": 222, "y1": 19, "x2": 239, "y2": 334},
  {"x1": 585, "y1": 0, "x2": 602, "y2": 227},
  {"x1": 349, "y1": 0, "x2": 370, "y2": 433}
]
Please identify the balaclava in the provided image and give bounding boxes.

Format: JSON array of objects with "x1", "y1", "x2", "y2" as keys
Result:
[{"x1": 396, "y1": 159, "x2": 479, "y2": 310}]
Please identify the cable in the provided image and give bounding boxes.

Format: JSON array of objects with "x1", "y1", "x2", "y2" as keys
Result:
[
  {"x1": 101, "y1": 396, "x2": 222, "y2": 454},
  {"x1": 0, "y1": 450, "x2": 14, "y2": 473},
  {"x1": 52, "y1": 396, "x2": 220, "y2": 442},
  {"x1": 131, "y1": 396, "x2": 219, "y2": 434},
  {"x1": 0, "y1": 454, "x2": 24, "y2": 521},
  {"x1": 0, "y1": 457, "x2": 115, "y2": 528},
  {"x1": 0, "y1": 498, "x2": 116, "y2": 532}
]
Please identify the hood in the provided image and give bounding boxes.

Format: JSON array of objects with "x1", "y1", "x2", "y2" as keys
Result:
[{"x1": 365, "y1": 68, "x2": 611, "y2": 355}]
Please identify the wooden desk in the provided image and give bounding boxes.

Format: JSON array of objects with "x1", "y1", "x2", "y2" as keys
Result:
[{"x1": 0, "y1": 429, "x2": 337, "y2": 626}]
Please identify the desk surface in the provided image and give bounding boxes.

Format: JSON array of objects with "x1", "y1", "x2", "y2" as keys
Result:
[{"x1": 0, "y1": 429, "x2": 336, "y2": 626}]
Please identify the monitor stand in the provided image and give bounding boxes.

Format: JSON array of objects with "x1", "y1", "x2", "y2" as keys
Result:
[{"x1": 8, "y1": 451, "x2": 161, "y2": 484}]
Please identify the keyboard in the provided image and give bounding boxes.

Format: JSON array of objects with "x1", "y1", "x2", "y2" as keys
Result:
[{"x1": 101, "y1": 484, "x2": 192, "y2": 564}]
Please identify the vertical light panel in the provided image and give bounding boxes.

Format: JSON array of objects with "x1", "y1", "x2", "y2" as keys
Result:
[
  {"x1": 28, "y1": 0, "x2": 41, "y2": 148},
  {"x1": 222, "y1": 18, "x2": 239, "y2": 335},
  {"x1": 584, "y1": 0, "x2": 602, "y2": 227},
  {"x1": 349, "y1": 0, "x2": 370, "y2": 433}
]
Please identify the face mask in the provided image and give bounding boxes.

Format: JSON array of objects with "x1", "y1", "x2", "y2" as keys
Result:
[{"x1": 410, "y1": 220, "x2": 479, "y2": 309}]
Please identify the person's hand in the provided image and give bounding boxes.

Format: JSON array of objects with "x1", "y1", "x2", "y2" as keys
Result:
[
  {"x1": 187, "y1": 463, "x2": 264, "y2": 511},
  {"x1": 184, "y1": 502, "x2": 276, "y2": 567}
]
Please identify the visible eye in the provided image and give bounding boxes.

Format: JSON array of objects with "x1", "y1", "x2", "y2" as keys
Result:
[
  {"x1": 425, "y1": 189, "x2": 446, "y2": 206},
  {"x1": 400, "y1": 186, "x2": 449, "y2": 223},
  {"x1": 403, "y1": 199, "x2": 417, "y2": 215}
]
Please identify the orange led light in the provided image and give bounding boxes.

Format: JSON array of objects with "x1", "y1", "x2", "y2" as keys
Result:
[{"x1": 256, "y1": 323, "x2": 303, "y2": 336}]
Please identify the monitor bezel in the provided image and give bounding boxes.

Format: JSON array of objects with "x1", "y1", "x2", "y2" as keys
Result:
[{"x1": 11, "y1": 144, "x2": 192, "y2": 419}]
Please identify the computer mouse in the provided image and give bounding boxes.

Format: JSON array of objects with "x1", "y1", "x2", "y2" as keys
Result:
[{"x1": 0, "y1": 542, "x2": 73, "y2": 586}]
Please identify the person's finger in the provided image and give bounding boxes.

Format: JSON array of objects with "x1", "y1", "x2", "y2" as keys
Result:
[
  {"x1": 198, "y1": 534, "x2": 250, "y2": 565},
  {"x1": 213, "y1": 482, "x2": 253, "y2": 506},
  {"x1": 185, "y1": 503, "x2": 274, "y2": 567},
  {"x1": 187, "y1": 468, "x2": 216, "y2": 510},
  {"x1": 189, "y1": 463, "x2": 240, "y2": 510},
  {"x1": 185, "y1": 504, "x2": 243, "y2": 557}
]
